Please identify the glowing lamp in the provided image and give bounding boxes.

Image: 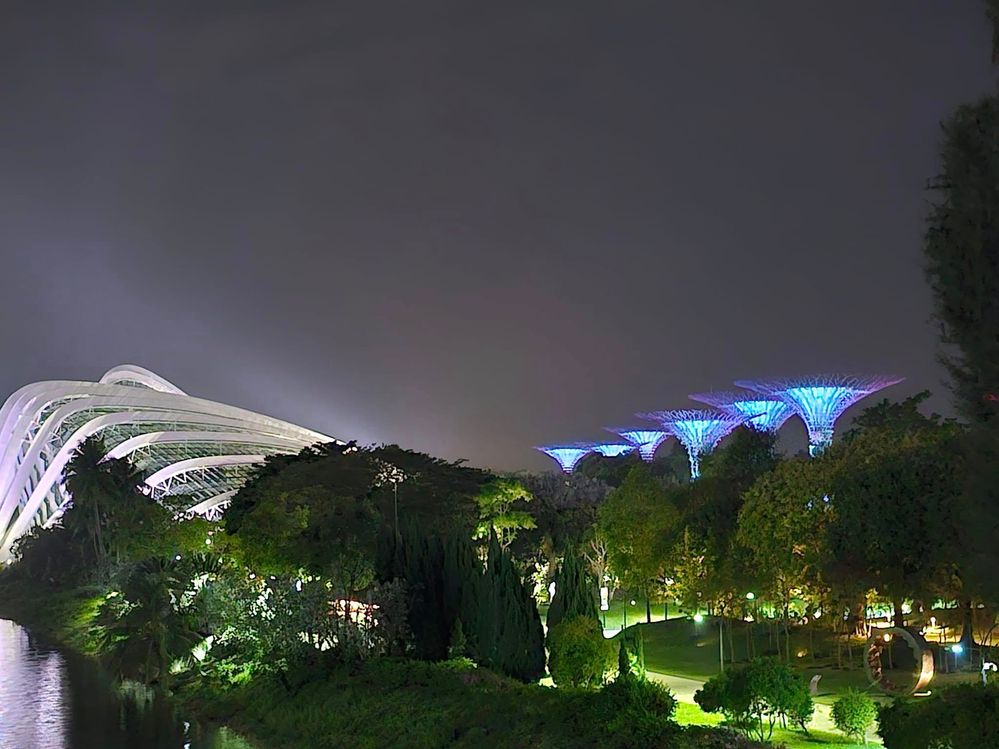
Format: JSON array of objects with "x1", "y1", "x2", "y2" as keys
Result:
[{"x1": 693, "y1": 613, "x2": 704, "y2": 623}]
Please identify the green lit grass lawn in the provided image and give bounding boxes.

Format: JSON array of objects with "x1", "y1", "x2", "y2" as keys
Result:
[
  {"x1": 633, "y1": 616, "x2": 978, "y2": 706},
  {"x1": 675, "y1": 701, "x2": 873, "y2": 748},
  {"x1": 541, "y1": 596, "x2": 675, "y2": 633}
]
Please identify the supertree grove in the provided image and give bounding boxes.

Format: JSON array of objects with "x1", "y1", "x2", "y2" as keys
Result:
[
  {"x1": 733, "y1": 374, "x2": 904, "y2": 455},
  {"x1": 638, "y1": 409, "x2": 745, "y2": 479}
]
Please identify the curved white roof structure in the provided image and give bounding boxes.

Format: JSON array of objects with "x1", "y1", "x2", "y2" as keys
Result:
[{"x1": 0, "y1": 365, "x2": 336, "y2": 560}]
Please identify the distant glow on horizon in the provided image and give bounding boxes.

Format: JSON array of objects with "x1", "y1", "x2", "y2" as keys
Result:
[
  {"x1": 591, "y1": 443, "x2": 636, "y2": 458},
  {"x1": 735, "y1": 375, "x2": 903, "y2": 456},
  {"x1": 536, "y1": 444, "x2": 594, "y2": 473},
  {"x1": 605, "y1": 428, "x2": 671, "y2": 462},
  {"x1": 639, "y1": 409, "x2": 743, "y2": 479}
]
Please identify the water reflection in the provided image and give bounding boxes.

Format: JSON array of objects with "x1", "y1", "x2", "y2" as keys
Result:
[{"x1": 0, "y1": 619, "x2": 252, "y2": 749}]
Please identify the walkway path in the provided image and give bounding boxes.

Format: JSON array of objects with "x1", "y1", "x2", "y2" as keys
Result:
[{"x1": 646, "y1": 669, "x2": 863, "y2": 739}]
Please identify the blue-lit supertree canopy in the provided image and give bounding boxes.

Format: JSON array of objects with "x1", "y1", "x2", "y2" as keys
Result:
[
  {"x1": 536, "y1": 443, "x2": 596, "y2": 473},
  {"x1": 638, "y1": 409, "x2": 745, "y2": 479},
  {"x1": 590, "y1": 443, "x2": 637, "y2": 458},
  {"x1": 733, "y1": 374, "x2": 904, "y2": 456},
  {"x1": 604, "y1": 427, "x2": 671, "y2": 462},
  {"x1": 689, "y1": 390, "x2": 796, "y2": 433}
]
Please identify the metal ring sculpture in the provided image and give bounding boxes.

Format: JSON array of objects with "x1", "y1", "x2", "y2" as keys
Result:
[{"x1": 865, "y1": 627, "x2": 934, "y2": 695}]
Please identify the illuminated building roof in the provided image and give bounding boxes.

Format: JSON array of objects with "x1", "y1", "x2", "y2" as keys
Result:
[{"x1": 0, "y1": 364, "x2": 335, "y2": 559}]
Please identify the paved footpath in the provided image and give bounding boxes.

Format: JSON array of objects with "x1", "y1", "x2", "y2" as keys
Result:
[{"x1": 645, "y1": 669, "x2": 859, "y2": 739}]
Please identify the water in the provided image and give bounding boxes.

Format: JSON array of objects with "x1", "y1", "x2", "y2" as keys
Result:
[{"x1": 0, "y1": 619, "x2": 254, "y2": 749}]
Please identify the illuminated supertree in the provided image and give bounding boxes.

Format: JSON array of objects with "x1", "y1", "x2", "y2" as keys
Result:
[
  {"x1": 604, "y1": 427, "x2": 671, "y2": 462},
  {"x1": 733, "y1": 374, "x2": 904, "y2": 456},
  {"x1": 590, "y1": 443, "x2": 637, "y2": 458},
  {"x1": 536, "y1": 443, "x2": 595, "y2": 473},
  {"x1": 639, "y1": 409, "x2": 745, "y2": 479},
  {"x1": 689, "y1": 390, "x2": 796, "y2": 433}
]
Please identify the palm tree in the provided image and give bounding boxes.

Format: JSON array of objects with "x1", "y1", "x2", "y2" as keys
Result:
[
  {"x1": 101, "y1": 557, "x2": 200, "y2": 689},
  {"x1": 64, "y1": 436, "x2": 116, "y2": 561}
]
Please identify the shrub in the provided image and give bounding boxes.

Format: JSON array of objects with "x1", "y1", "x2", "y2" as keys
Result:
[
  {"x1": 598, "y1": 674, "x2": 678, "y2": 744},
  {"x1": 547, "y1": 615, "x2": 614, "y2": 688},
  {"x1": 878, "y1": 682, "x2": 999, "y2": 749},
  {"x1": 694, "y1": 658, "x2": 813, "y2": 742},
  {"x1": 831, "y1": 689, "x2": 878, "y2": 744}
]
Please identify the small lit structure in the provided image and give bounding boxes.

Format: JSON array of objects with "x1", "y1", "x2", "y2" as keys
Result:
[
  {"x1": 590, "y1": 443, "x2": 636, "y2": 458},
  {"x1": 865, "y1": 627, "x2": 934, "y2": 695},
  {"x1": 734, "y1": 374, "x2": 904, "y2": 456},
  {"x1": 604, "y1": 427, "x2": 671, "y2": 462},
  {"x1": 689, "y1": 390, "x2": 796, "y2": 433},
  {"x1": 638, "y1": 409, "x2": 744, "y2": 479},
  {"x1": 535, "y1": 443, "x2": 595, "y2": 473}
]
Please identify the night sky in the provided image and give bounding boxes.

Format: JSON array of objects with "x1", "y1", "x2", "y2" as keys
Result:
[{"x1": 1, "y1": 2, "x2": 995, "y2": 471}]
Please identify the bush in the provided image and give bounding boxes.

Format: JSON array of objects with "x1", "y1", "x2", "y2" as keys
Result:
[
  {"x1": 878, "y1": 682, "x2": 999, "y2": 748},
  {"x1": 694, "y1": 658, "x2": 813, "y2": 742},
  {"x1": 598, "y1": 674, "x2": 678, "y2": 744},
  {"x1": 547, "y1": 615, "x2": 614, "y2": 688},
  {"x1": 831, "y1": 689, "x2": 878, "y2": 744}
]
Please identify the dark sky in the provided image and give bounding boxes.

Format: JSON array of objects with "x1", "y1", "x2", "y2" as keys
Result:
[{"x1": 1, "y1": 2, "x2": 994, "y2": 471}]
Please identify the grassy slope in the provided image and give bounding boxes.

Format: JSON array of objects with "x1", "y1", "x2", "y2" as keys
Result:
[
  {"x1": 632, "y1": 617, "x2": 978, "y2": 705},
  {"x1": 675, "y1": 702, "x2": 869, "y2": 749}
]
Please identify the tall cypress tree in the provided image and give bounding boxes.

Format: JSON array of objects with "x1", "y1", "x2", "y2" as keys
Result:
[
  {"x1": 546, "y1": 549, "x2": 599, "y2": 631},
  {"x1": 472, "y1": 529, "x2": 545, "y2": 681},
  {"x1": 924, "y1": 1, "x2": 999, "y2": 609}
]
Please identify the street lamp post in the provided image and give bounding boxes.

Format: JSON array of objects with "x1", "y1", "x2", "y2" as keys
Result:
[{"x1": 719, "y1": 616, "x2": 725, "y2": 673}]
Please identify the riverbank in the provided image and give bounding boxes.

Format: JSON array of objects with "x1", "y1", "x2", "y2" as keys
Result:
[
  {"x1": 0, "y1": 574, "x2": 258, "y2": 749},
  {"x1": 0, "y1": 571, "x2": 770, "y2": 749}
]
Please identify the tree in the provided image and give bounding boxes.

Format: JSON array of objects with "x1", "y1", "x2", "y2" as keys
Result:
[
  {"x1": 99, "y1": 557, "x2": 201, "y2": 688},
  {"x1": 547, "y1": 615, "x2": 614, "y2": 688},
  {"x1": 471, "y1": 531, "x2": 546, "y2": 681},
  {"x1": 923, "y1": 2, "x2": 999, "y2": 609},
  {"x1": 694, "y1": 658, "x2": 813, "y2": 742},
  {"x1": 826, "y1": 398, "x2": 964, "y2": 629},
  {"x1": 473, "y1": 478, "x2": 536, "y2": 550},
  {"x1": 546, "y1": 549, "x2": 598, "y2": 631},
  {"x1": 597, "y1": 464, "x2": 678, "y2": 619},
  {"x1": 831, "y1": 690, "x2": 878, "y2": 745},
  {"x1": 62, "y1": 437, "x2": 175, "y2": 567},
  {"x1": 924, "y1": 78, "x2": 999, "y2": 426},
  {"x1": 63, "y1": 437, "x2": 118, "y2": 562},
  {"x1": 226, "y1": 443, "x2": 489, "y2": 547},
  {"x1": 739, "y1": 455, "x2": 836, "y2": 658}
]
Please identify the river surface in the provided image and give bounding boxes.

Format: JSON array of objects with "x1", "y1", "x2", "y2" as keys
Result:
[{"x1": 0, "y1": 619, "x2": 253, "y2": 749}]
